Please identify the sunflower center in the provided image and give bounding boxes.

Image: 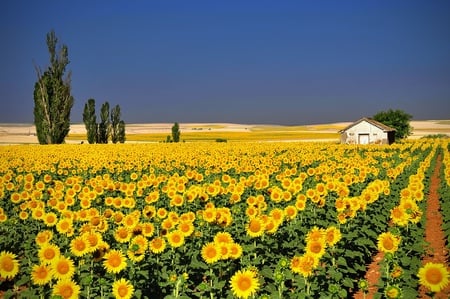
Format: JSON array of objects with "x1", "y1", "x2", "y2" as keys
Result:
[
  {"x1": 426, "y1": 268, "x2": 443, "y2": 284},
  {"x1": 61, "y1": 286, "x2": 73, "y2": 298},
  {"x1": 238, "y1": 277, "x2": 252, "y2": 291},
  {"x1": 110, "y1": 255, "x2": 121, "y2": 267},
  {"x1": 44, "y1": 249, "x2": 56, "y2": 259},
  {"x1": 249, "y1": 221, "x2": 261, "y2": 232},
  {"x1": 310, "y1": 243, "x2": 322, "y2": 254},
  {"x1": 206, "y1": 247, "x2": 217, "y2": 258},
  {"x1": 57, "y1": 262, "x2": 69, "y2": 274},
  {"x1": 37, "y1": 267, "x2": 48, "y2": 278},
  {"x1": 1, "y1": 258, "x2": 14, "y2": 271},
  {"x1": 383, "y1": 238, "x2": 394, "y2": 250},
  {"x1": 118, "y1": 285, "x2": 128, "y2": 296},
  {"x1": 75, "y1": 241, "x2": 86, "y2": 251}
]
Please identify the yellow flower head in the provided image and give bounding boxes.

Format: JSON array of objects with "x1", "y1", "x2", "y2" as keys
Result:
[
  {"x1": 0, "y1": 251, "x2": 20, "y2": 280},
  {"x1": 377, "y1": 232, "x2": 401, "y2": 254},
  {"x1": 103, "y1": 249, "x2": 127, "y2": 274},
  {"x1": 51, "y1": 256, "x2": 75, "y2": 280},
  {"x1": 31, "y1": 263, "x2": 52, "y2": 285},
  {"x1": 230, "y1": 269, "x2": 260, "y2": 299},
  {"x1": 52, "y1": 279, "x2": 80, "y2": 299},
  {"x1": 149, "y1": 237, "x2": 166, "y2": 254},
  {"x1": 38, "y1": 243, "x2": 61, "y2": 265},
  {"x1": 418, "y1": 262, "x2": 449, "y2": 293},
  {"x1": 112, "y1": 278, "x2": 135, "y2": 299},
  {"x1": 214, "y1": 232, "x2": 234, "y2": 244},
  {"x1": 166, "y1": 230, "x2": 185, "y2": 248},
  {"x1": 201, "y1": 242, "x2": 221, "y2": 264},
  {"x1": 246, "y1": 217, "x2": 265, "y2": 238}
]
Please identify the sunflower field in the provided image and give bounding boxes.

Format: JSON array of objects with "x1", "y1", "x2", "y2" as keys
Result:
[{"x1": 0, "y1": 140, "x2": 449, "y2": 298}]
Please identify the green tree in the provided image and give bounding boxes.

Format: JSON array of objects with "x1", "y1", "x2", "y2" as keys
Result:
[
  {"x1": 373, "y1": 109, "x2": 412, "y2": 139},
  {"x1": 110, "y1": 104, "x2": 121, "y2": 144},
  {"x1": 33, "y1": 30, "x2": 74, "y2": 144},
  {"x1": 97, "y1": 101, "x2": 110, "y2": 143},
  {"x1": 82, "y1": 98, "x2": 97, "y2": 144},
  {"x1": 172, "y1": 122, "x2": 181, "y2": 143},
  {"x1": 118, "y1": 120, "x2": 126, "y2": 143}
]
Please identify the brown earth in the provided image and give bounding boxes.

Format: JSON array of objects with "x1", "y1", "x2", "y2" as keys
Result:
[
  {"x1": 418, "y1": 155, "x2": 450, "y2": 298},
  {"x1": 354, "y1": 154, "x2": 450, "y2": 299}
]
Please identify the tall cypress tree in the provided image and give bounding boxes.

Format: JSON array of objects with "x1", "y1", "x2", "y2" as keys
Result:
[
  {"x1": 110, "y1": 104, "x2": 121, "y2": 144},
  {"x1": 118, "y1": 120, "x2": 126, "y2": 143},
  {"x1": 97, "y1": 101, "x2": 110, "y2": 143},
  {"x1": 172, "y1": 122, "x2": 181, "y2": 143},
  {"x1": 33, "y1": 30, "x2": 74, "y2": 144},
  {"x1": 83, "y1": 98, "x2": 97, "y2": 144}
]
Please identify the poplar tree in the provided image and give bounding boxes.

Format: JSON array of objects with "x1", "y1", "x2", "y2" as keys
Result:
[
  {"x1": 172, "y1": 122, "x2": 181, "y2": 143},
  {"x1": 110, "y1": 104, "x2": 121, "y2": 144},
  {"x1": 83, "y1": 98, "x2": 97, "y2": 144},
  {"x1": 97, "y1": 102, "x2": 110, "y2": 143},
  {"x1": 118, "y1": 120, "x2": 126, "y2": 143},
  {"x1": 33, "y1": 30, "x2": 74, "y2": 144}
]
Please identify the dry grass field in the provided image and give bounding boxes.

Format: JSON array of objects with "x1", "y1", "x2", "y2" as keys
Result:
[{"x1": 0, "y1": 120, "x2": 449, "y2": 144}]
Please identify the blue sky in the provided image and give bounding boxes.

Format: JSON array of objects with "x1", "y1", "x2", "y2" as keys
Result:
[{"x1": 1, "y1": 1, "x2": 449, "y2": 125}]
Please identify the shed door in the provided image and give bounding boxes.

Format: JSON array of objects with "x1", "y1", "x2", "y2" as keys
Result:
[{"x1": 358, "y1": 134, "x2": 370, "y2": 144}]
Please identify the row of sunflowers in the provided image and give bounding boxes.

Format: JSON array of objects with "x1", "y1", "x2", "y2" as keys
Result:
[{"x1": 0, "y1": 140, "x2": 448, "y2": 298}]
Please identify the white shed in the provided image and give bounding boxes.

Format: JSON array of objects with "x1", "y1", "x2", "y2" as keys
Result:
[{"x1": 339, "y1": 118, "x2": 396, "y2": 145}]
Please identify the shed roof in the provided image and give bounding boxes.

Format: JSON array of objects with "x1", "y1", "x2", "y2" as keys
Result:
[{"x1": 339, "y1": 117, "x2": 396, "y2": 133}]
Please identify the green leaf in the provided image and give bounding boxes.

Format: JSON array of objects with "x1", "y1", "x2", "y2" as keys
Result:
[
  {"x1": 342, "y1": 277, "x2": 354, "y2": 289},
  {"x1": 336, "y1": 256, "x2": 347, "y2": 267},
  {"x1": 338, "y1": 288, "x2": 347, "y2": 298}
]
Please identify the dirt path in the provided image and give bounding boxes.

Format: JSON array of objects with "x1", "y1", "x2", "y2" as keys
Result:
[
  {"x1": 418, "y1": 154, "x2": 450, "y2": 298},
  {"x1": 354, "y1": 154, "x2": 449, "y2": 299}
]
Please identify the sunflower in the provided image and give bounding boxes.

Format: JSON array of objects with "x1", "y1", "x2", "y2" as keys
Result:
[
  {"x1": 384, "y1": 285, "x2": 402, "y2": 299},
  {"x1": 161, "y1": 218, "x2": 175, "y2": 231},
  {"x1": 284, "y1": 205, "x2": 297, "y2": 220},
  {"x1": 0, "y1": 251, "x2": 19, "y2": 279},
  {"x1": 269, "y1": 208, "x2": 284, "y2": 225},
  {"x1": 325, "y1": 226, "x2": 342, "y2": 247},
  {"x1": 92, "y1": 242, "x2": 110, "y2": 262},
  {"x1": 84, "y1": 231, "x2": 102, "y2": 251},
  {"x1": 214, "y1": 232, "x2": 233, "y2": 244},
  {"x1": 229, "y1": 242, "x2": 243, "y2": 259},
  {"x1": 390, "y1": 206, "x2": 409, "y2": 226},
  {"x1": 52, "y1": 279, "x2": 81, "y2": 299},
  {"x1": 177, "y1": 221, "x2": 194, "y2": 237},
  {"x1": 31, "y1": 263, "x2": 52, "y2": 285},
  {"x1": 377, "y1": 232, "x2": 401, "y2": 254},
  {"x1": 103, "y1": 249, "x2": 127, "y2": 274},
  {"x1": 112, "y1": 278, "x2": 135, "y2": 299},
  {"x1": 38, "y1": 243, "x2": 61, "y2": 264},
  {"x1": 56, "y1": 218, "x2": 74, "y2": 236},
  {"x1": 290, "y1": 253, "x2": 318, "y2": 277},
  {"x1": 167, "y1": 230, "x2": 185, "y2": 248},
  {"x1": 305, "y1": 239, "x2": 327, "y2": 259},
  {"x1": 418, "y1": 262, "x2": 449, "y2": 293},
  {"x1": 305, "y1": 226, "x2": 325, "y2": 243},
  {"x1": 219, "y1": 243, "x2": 231, "y2": 260},
  {"x1": 114, "y1": 226, "x2": 132, "y2": 243},
  {"x1": 149, "y1": 237, "x2": 166, "y2": 254},
  {"x1": 229, "y1": 269, "x2": 260, "y2": 299},
  {"x1": 51, "y1": 256, "x2": 75, "y2": 280},
  {"x1": 246, "y1": 217, "x2": 265, "y2": 238},
  {"x1": 70, "y1": 234, "x2": 91, "y2": 257},
  {"x1": 35, "y1": 230, "x2": 53, "y2": 246},
  {"x1": 203, "y1": 207, "x2": 216, "y2": 223},
  {"x1": 141, "y1": 222, "x2": 155, "y2": 237},
  {"x1": 201, "y1": 242, "x2": 221, "y2": 264}
]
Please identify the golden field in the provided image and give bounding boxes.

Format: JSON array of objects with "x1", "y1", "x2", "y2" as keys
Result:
[{"x1": 0, "y1": 120, "x2": 449, "y2": 144}]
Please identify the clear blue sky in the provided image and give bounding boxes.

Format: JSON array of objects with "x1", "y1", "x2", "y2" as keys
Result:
[{"x1": 1, "y1": 0, "x2": 449, "y2": 125}]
